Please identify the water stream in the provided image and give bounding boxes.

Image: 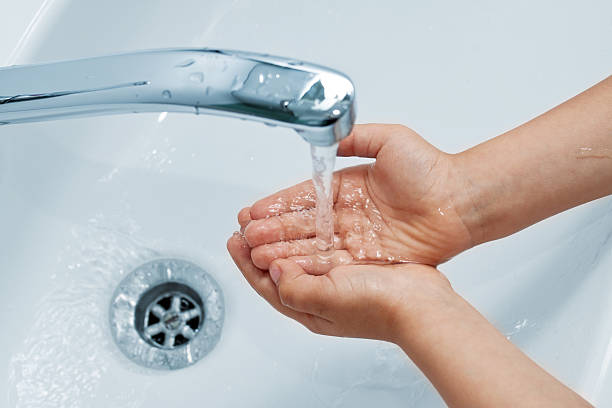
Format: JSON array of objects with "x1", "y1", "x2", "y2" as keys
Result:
[{"x1": 311, "y1": 143, "x2": 339, "y2": 258}]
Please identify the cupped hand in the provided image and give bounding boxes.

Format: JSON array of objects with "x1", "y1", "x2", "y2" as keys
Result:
[
  {"x1": 227, "y1": 233, "x2": 455, "y2": 342},
  {"x1": 240, "y1": 124, "x2": 475, "y2": 273}
]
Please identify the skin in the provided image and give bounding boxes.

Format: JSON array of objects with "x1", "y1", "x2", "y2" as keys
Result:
[
  {"x1": 227, "y1": 237, "x2": 591, "y2": 407},
  {"x1": 228, "y1": 75, "x2": 611, "y2": 407},
  {"x1": 456, "y1": 75, "x2": 612, "y2": 245},
  {"x1": 241, "y1": 123, "x2": 473, "y2": 273}
]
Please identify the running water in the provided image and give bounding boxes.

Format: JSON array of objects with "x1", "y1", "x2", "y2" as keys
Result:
[
  {"x1": 310, "y1": 143, "x2": 416, "y2": 267},
  {"x1": 311, "y1": 143, "x2": 339, "y2": 256}
]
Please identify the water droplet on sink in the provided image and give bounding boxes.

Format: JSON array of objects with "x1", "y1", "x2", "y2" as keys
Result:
[
  {"x1": 189, "y1": 72, "x2": 204, "y2": 83},
  {"x1": 288, "y1": 60, "x2": 304, "y2": 66},
  {"x1": 205, "y1": 86, "x2": 212, "y2": 96},
  {"x1": 162, "y1": 90, "x2": 172, "y2": 99}
]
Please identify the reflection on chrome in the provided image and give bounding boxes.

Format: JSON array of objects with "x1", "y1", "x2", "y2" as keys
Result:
[{"x1": 0, "y1": 48, "x2": 355, "y2": 146}]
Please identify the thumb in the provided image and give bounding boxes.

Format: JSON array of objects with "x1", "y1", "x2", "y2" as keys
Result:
[
  {"x1": 337, "y1": 124, "x2": 391, "y2": 158},
  {"x1": 269, "y1": 259, "x2": 333, "y2": 317}
]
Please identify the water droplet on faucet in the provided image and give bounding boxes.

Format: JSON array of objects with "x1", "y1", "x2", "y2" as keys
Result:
[
  {"x1": 189, "y1": 72, "x2": 205, "y2": 83},
  {"x1": 176, "y1": 59, "x2": 196, "y2": 68},
  {"x1": 162, "y1": 90, "x2": 172, "y2": 99},
  {"x1": 231, "y1": 75, "x2": 243, "y2": 90}
]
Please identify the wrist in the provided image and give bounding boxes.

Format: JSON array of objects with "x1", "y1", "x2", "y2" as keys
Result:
[
  {"x1": 389, "y1": 273, "x2": 465, "y2": 348},
  {"x1": 448, "y1": 150, "x2": 489, "y2": 247},
  {"x1": 393, "y1": 286, "x2": 480, "y2": 360}
]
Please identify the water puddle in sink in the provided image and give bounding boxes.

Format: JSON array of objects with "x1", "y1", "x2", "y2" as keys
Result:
[
  {"x1": 310, "y1": 342, "x2": 440, "y2": 407},
  {"x1": 8, "y1": 214, "x2": 157, "y2": 407},
  {"x1": 310, "y1": 143, "x2": 339, "y2": 263}
]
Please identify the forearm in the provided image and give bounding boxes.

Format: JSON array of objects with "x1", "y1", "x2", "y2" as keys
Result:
[
  {"x1": 454, "y1": 75, "x2": 612, "y2": 245},
  {"x1": 396, "y1": 293, "x2": 592, "y2": 408}
]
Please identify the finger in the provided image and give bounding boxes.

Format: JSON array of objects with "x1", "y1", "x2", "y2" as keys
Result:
[
  {"x1": 250, "y1": 236, "x2": 344, "y2": 270},
  {"x1": 249, "y1": 179, "x2": 316, "y2": 220},
  {"x1": 226, "y1": 233, "x2": 302, "y2": 320},
  {"x1": 227, "y1": 233, "x2": 338, "y2": 334},
  {"x1": 251, "y1": 239, "x2": 315, "y2": 270},
  {"x1": 237, "y1": 207, "x2": 252, "y2": 232},
  {"x1": 270, "y1": 259, "x2": 336, "y2": 318},
  {"x1": 337, "y1": 123, "x2": 394, "y2": 158},
  {"x1": 289, "y1": 250, "x2": 354, "y2": 275},
  {"x1": 243, "y1": 208, "x2": 317, "y2": 247}
]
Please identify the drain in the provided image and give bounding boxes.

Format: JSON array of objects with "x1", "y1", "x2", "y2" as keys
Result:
[
  {"x1": 109, "y1": 258, "x2": 224, "y2": 370},
  {"x1": 136, "y1": 282, "x2": 204, "y2": 349}
]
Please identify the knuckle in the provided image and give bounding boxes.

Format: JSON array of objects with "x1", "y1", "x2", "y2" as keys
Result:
[
  {"x1": 389, "y1": 124, "x2": 417, "y2": 140},
  {"x1": 390, "y1": 123, "x2": 410, "y2": 133}
]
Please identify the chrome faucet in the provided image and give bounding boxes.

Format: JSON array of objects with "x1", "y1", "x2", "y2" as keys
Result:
[{"x1": 0, "y1": 48, "x2": 355, "y2": 146}]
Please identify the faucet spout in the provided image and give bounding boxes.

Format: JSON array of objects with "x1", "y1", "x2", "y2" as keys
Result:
[{"x1": 0, "y1": 48, "x2": 355, "y2": 146}]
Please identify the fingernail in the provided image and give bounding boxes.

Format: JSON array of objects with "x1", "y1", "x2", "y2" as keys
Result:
[{"x1": 269, "y1": 263, "x2": 281, "y2": 285}]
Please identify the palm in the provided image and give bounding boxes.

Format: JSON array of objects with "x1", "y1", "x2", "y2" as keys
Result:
[{"x1": 242, "y1": 125, "x2": 472, "y2": 270}]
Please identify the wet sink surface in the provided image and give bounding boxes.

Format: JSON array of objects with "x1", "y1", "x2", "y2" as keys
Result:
[{"x1": 2, "y1": 1, "x2": 612, "y2": 407}]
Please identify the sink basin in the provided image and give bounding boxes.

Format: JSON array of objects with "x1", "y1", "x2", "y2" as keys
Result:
[{"x1": 2, "y1": 0, "x2": 611, "y2": 406}]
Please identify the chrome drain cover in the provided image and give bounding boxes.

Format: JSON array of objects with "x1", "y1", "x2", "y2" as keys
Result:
[
  {"x1": 109, "y1": 259, "x2": 224, "y2": 370},
  {"x1": 137, "y1": 282, "x2": 204, "y2": 349}
]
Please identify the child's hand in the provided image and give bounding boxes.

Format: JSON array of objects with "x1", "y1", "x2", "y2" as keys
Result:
[
  {"x1": 227, "y1": 72, "x2": 612, "y2": 407},
  {"x1": 239, "y1": 124, "x2": 476, "y2": 272},
  {"x1": 227, "y1": 233, "x2": 455, "y2": 342}
]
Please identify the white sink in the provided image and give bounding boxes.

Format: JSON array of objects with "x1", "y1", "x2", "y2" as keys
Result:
[{"x1": 2, "y1": 1, "x2": 611, "y2": 406}]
